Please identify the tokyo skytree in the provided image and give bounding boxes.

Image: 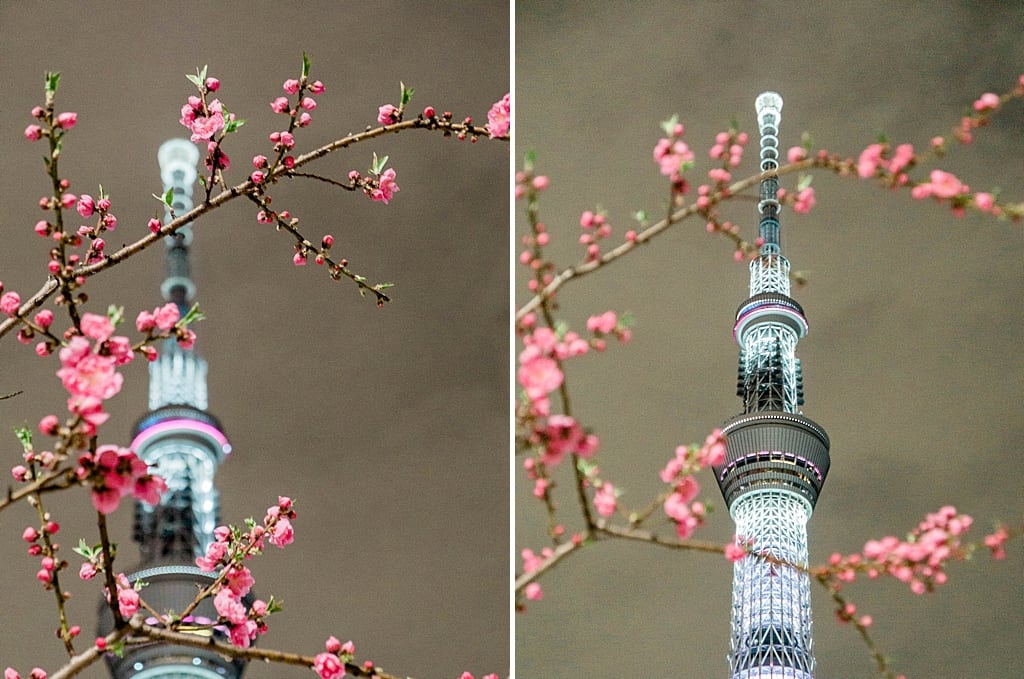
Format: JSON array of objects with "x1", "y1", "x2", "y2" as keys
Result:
[{"x1": 713, "y1": 93, "x2": 832, "y2": 678}]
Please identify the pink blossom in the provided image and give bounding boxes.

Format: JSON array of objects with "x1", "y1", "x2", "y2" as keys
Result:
[
  {"x1": 177, "y1": 329, "x2": 196, "y2": 350},
  {"x1": 79, "y1": 562, "x2": 97, "y2": 580},
  {"x1": 370, "y1": 168, "x2": 400, "y2": 204},
  {"x1": 77, "y1": 195, "x2": 95, "y2": 218},
  {"x1": 586, "y1": 311, "x2": 617, "y2": 334},
  {"x1": 80, "y1": 312, "x2": 114, "y2": 342},
  {"x1": 56, "y1": 112, "x2": 77, "y2": 129},
  {"x1": 517, "y1": 355, "x2": 562, "y2": 401},
  {"x1": 153, "y1": 302, "x2": 180, "y2": 330},
  {"x1": 301, "y1": 97, "x2": 317, "y2": 111},
  {"x1": 593, "y1": 482, "x2": 617, "y2": 517},
  {"x1": 24, "y1": 125, "x2": 43, "y2": 141},
  {"x1": 973, "y1": 92, "x2": 999, "y2": 112},
  {"x1": 724, "y1": 542, "x2": 746, "y2": 562},
  {"x1": 325, "y1": 636, "x2": 342, "y2": 653},
  {"x1": 282, "y1": 79, "x2": 300, "y2": 94},
  {"x1": 792, "y1": 187, "x2": 816, "y2": 214},
  {"x1": 229, "y1": 620, "x2": 257, "y2": 647},
  {"x1": 857, "y1": 143, "x2": 884, "y2": 178},
  {"x1": 917, "y1": 169, "x2": 968, "y2": 199},
  {"x1": 1, "y1": 292, "x2": 21, "y2": 316},
  {"x1": 308, "y1": 80, "x2": 326, "y2": 94},
  {"x1": 973, "y1": 192, "x2": 995, "y2": 213},
  {"x1": 698, "y1": 429, "x2": 727, "y2": 467},
  {"x1": 313, "y1": 652, "x2": 346, "y2": 679},
  {"x1": 653, "y1": 138, "x2": 694, "y2": 177},
  {"x1": 215, "y1": 587, "x2": 248, "y2": 625},
  {"x1": 888, "y1": 143, "x2": 915, "y2": 174},
  {"x1": 226, "y1": 565, "x2": 255, "y2": 597},
  {"x1": 268, "y1": 516, "x2": 294, "y2": 547},
  {"x1": 377, "y1": 104, "x2": 400, "y2": 125},
  {"x1": 57, "y1": 337, "x2": 122, "y2": 401},
  {"x1": 787, "y1": 146, "x2": 807, "y2": 163},
  {"x1": 117, "y1": 585, "x2": 140, "y2": 618},
  {"x1": 524, "y1": 582, "x2": 543, "y2": 601},
  {"x1": 486, "y1": 93, "x2": 511, "y2": 138},
  {"x1": 270, "y1": 96, "x2": 290, "y2": 114}
]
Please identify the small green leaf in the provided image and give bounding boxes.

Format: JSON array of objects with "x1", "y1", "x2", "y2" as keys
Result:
[
  {"x1": 370, "y1": 152, "x2": 389, "y2": 175},
  {"x1": 13, "y1": 426, "x2": 32, "y2": 449},
  {"x1": 400, "y1": 81, "x2": 414, "y2": 106},
  {"x1": 302, "y1": 52, "x2": 311, "y2": 79},
  {"x1": 797, "y1": 173, "x2": 813, "y2": 191},
  {"x1": 375, "y1": 282, "x2": 395, "y2": 291},
  {"x1": 107, "y1": 305, "x2": 124, "y2": 326},
  {"x1": 185, "y1": 74, "x2": 203, "y2": 88},
  {"x1": 659, "y1": 114, "x2": 679, "y2": 137},
  {"x1": 181, "y1": 303, "x2": 205, "y2": 326},
  {"x1": 633, "y1": 209, "x2": 647, "y2": 224},
  {"x1": 224, "y1": 117, "x2": 246, "y2": 134},
  {"x1": 164, "y1": 187, "x2": 174, "y2": 206},
  {"x1": 73, "y1": 539, "x2": 96, "y2": 559},
  {"x1": 45, "y1": 71, "x2": 61, "y2": 95}
]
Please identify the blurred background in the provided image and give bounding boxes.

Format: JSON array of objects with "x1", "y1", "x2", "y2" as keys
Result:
[
  {"x1": 516, "y1": 2, "x2": 1022, "y2": 678},
  {"x1": 0, "y1": 2, "x2": 508, "y2": 678}
]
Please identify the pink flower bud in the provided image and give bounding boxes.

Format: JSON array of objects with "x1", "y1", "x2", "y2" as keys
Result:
[
  {"x1": 301, "y1": 97, "x2": 317, "y2": 111},
  {"x1": 283, "y1": 155, "x2": 295, "y2": 169},
  {"x1": 251, "y1": 171, "x2": 265, "y2": 185},
  {"x1": 283, "y1": 79, "x2": 300, "y2": 94},
  {"x1": 297, "y1": 112, "x2": 312, "y2": 127},
  {"x1": 1, "y1": 292, "x2": 21, "y2": 316},
  {"x1": 252, "y1": 154, "x2": 268, "y2": 168},
  {"x1": 41, "y1": 557, "x2": 55, "y2": 571},
  {"x1": 204, "y1": 77, "x2": 220, "y2": 92},
  {"x1": 325, "y1": 636, "x2": 342, "y2": 653},
  {"x1": 293, "y1": 251, "x2": 307, "y2": 266},
  {"x1": 60, "y1": 193, "x2": 77, "y2": 209},
  {"x1": 31, "y1": 106, "x2": 45, "y2": 118},
  {"x1": 321, "y1": 235, "x2": 334, "y2": 249},
  {"x1": 33, "y1": 309, "x2": 53, "y2": 328},
  {"x1": 56, "y1": 112, "x2": 78, "y2": 129},
  {"x1": 378, "y1": 104, "x2": 400, "y2": 125},
  {"x1": 11, "y1": 465, "x2": 29, "y2": 482},
  {"x1": 270, "y1": 96, "x2": 290, "y2": 114},
  {"x1": 45, "y1": 521, "x2": 59, "y2": 534},
  {"x1": 24, "y1": 124, "x2": 43, "y2": 141},
  {"x1": 148, "y1": 218, "x2": 161, "y2": 234},
  {"x1": 308, "y1": 80, "x2": 325, "y2": 94},
  {"x1": 423, "y1": 105, "x2": 436, "y2": 118}
]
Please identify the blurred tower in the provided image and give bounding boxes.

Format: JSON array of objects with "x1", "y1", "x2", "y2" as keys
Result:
[
  {"x1": 712, "y1": 94, "x2": 831, "y2": 678},
  {"x1": 98, "y1": 139, "x2": 247, "y2": 678}
]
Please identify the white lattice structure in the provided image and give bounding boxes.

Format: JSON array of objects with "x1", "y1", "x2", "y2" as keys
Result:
[{"x1": 714, "y1": 94, "x2": 830, "y2": 679}]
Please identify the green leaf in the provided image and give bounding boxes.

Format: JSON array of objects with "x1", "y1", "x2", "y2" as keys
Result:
[
  {"x1": 164, "y1": 187, "x2": 174, "y2": 207},
  {"x1": 633, "y1": 209, "x2": 647, "y2": 224},
  {"x1": 224, "y1": 117, "x2": 246, "y2": 134},
  {"x1": 400, "y1": 81, "x2": 414, "y2": 106},
  {"x1": 45, "y1": 71, "x2": 61, "y2": 95},
  {"x1": 181, "y1": 303, "x2": 205, "y2": 326},
  {"x1": 659, "y1": 114, "x2": 679, "y2": 137},
  {"x1": 375, "y1": 282, "x2": 395, "y2": 291},
  {"x1": 185, "y1": 74, "x2": 203, "y2": 88},
  {"x1": 13, "y1": 426, "x2": 32, "y2": 449},
  {"x1": 797, "y1": 173, "x2": 813, "y2": 191},
  {"x1": 302, "y1": 52, "x2": 311, "y2": 80},
  {"x1": 107, "y1": 305, "x2": 124, "y2": 326},
  {"x1": 370, "y1": 152, "x2": 389, "y2": 175},
  {"x1": 73, "y1": 539, "x2": 96, "y2": 559}
]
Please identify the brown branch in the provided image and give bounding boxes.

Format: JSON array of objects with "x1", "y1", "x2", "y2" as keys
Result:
[{"x1": 0, "y1": 119, "x2": 503, "y2": 340}]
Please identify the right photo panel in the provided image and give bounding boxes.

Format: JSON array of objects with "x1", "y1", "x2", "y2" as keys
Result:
[{"x1": 514, "y1": 2, "x2": 1024, "y2": 677}]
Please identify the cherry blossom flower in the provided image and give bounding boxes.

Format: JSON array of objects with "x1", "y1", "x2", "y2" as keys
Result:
[
  {"x1": 370, "y1": 168, "x2": 399, "y2": 204},
  {"x1": 593, "y1": 482, "x2": 617, "y2": 517},
  {"x1": 524, "y1": 582, "x2": 543, "y2": 601},
  {"x1": 313, "y1": 652, "x2": 346, "y2": 679},
  {"x1": 55, "y1": 112, "x2": 77, "y2": 129},
  {"x1": 377, "y1": 104, "x2": 400, "y2": 125},
  {"x1": 24, "y1": 125, "x2": 43, "y2": 141},
  {"x1": 724, "y1": 542, "x2": 747, "y2": 562},
  {"x1": 1, "y1": 292, "x2": 21, "y2": 316},
  {"x1": 486, "y1": 93, "x2": 510, "y2": 138}
]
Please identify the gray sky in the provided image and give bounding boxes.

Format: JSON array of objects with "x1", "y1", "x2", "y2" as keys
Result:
[
  {"x1": 516, "y1": 2, "x2": 1022, "y2": 678},
  {"x1": 0, "y1": 2, "x2": 507, "y2": 677}
]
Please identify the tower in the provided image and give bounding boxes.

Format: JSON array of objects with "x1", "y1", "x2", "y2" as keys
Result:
[
  {"x1": 713, "y1": 94, "x2": 831, "y2": 678},
  {"x1": 98, "y1": 139, "x2": 248, "y2": 678}
]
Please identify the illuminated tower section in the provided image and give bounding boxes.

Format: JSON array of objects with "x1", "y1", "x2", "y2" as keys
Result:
[
  {"x1": 99, "y1": 139, "x2": 246, "y2": 679},
  {"x1": 713, "y1": 93, "x2": 831, "y2": 678}
]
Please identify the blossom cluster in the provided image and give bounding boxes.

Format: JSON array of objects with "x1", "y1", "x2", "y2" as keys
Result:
[
  {"x1": 75, "y1": 444, "x2": 167, "y2": 515},
  {"x1": 653, "y1": 120, "x2": 694, "y2": 195},
  {"x1": 823, "y1": 506, "x2": 974, "y2": 595},
  {"x1": 194, "y1": 497, "x2": 296, "y2": 647},
  {"x1": 485, "y1": 92, "x2": 510, "y2": 139},
  {"x1": 659, "y1": 430, "x2": 726, "y2": 539},
  {"x1": 313, "y1": 635, "x2": 356, "y2": 679}
]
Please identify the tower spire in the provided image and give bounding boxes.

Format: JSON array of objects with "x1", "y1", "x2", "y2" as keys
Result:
[
  {"x1": 98, "y1": 139, "x2": 246, "y2": 679},
  {"x1": 713, "y1": 93, "x2": 831, "y2": 678}
]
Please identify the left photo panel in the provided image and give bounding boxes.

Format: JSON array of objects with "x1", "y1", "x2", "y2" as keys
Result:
[{"x1": 0, "y1": 3, "x2": 510, "y2": 678}]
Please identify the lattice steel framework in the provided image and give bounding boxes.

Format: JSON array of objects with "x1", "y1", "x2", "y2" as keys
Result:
[
  {"x1": 713, "y1": 93, "x2": 831, "y2": 678},
  {"x1": 729, "y1": 491, "x2": 814, "y2": 679},
  {"x1": 99, "y1": 140, "x2": 247, "y2": 679}
]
